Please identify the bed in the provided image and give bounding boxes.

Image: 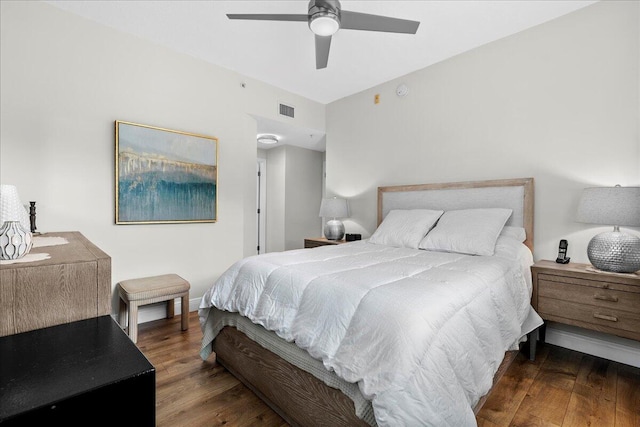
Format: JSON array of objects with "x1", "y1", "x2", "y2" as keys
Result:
[{"x1": 199, "y1": 177, "x2": 543, "y2": 427}]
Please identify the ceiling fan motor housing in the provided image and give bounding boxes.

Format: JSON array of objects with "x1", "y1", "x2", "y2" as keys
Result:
[{"x1": 309, "y1": 0, "x2": 341, "y2": 16}]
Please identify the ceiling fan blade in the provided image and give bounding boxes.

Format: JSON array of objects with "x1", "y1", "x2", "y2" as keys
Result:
[
  {"x1": 340, "y1": 10, "x2": 420, "y2": 34},
  {"x1": 315, "y1": 35, "x2": 332, "y2": 69},
  {"x1": 226, "y1": 14, "x2": 308, "y2": 22}
]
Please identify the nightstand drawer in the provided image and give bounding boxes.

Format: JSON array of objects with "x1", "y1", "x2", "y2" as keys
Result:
[
  {"x1": 538, "y1": 279, "x2": 640, "y2": 312},
  {"x1": 539, "y1": 297, "x2": 640, "y2": 339},
  {"x1": 537, "y1": 273, "x2": 640, "y2": 294}
]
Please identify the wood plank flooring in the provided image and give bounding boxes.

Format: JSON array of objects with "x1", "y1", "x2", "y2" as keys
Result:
[{"x1": 137, "y1": 312, "x2": 640, "y2": 426}]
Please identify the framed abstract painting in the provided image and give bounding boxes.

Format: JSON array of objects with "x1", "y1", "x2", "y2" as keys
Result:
[{"x1": 115, "y1": 121, "x2": 218, "y2": 224}]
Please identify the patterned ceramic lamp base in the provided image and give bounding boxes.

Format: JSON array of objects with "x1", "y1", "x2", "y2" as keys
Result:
[{"x1": 0, "y1": 221, "x2": 33, "y2": 260}]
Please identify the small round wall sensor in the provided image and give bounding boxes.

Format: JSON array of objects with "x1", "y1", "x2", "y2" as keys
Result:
[{"x1": 396, "y1": 84, "x2": 408, "y2": 97}]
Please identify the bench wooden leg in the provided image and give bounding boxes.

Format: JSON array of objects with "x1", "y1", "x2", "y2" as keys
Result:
[
  {"x1": 181, "y1": 294, "x2": 189, "y2": 331},
  {"x1": 118, "y1": 298, "x2": 127, "y2": 329},
  {"x1": 166, "y1": 298, "x2": 175, "y2": 319},
  {"x1": 128, "y1": 302, "x2": 139, "y2": 344}
]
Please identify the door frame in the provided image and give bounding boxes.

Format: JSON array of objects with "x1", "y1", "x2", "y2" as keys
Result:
[{"x1": 257, "y1": 158, "x2": 267, "y2": 254}]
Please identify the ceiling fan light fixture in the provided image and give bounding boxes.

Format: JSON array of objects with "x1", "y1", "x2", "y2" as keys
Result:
[
  {"x1": 257, "y1": 135, "x2": 279, "y2": 145},
  {"x1": 309, "y1": 12, "x2": 340, "y2": 36}
]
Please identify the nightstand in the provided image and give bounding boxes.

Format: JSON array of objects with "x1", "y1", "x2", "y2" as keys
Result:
[
  {"x1": 531, "y1": 260, "x2": 640, "y2": 342},
  {"x1": 304, "y1": 237, "x2": 347, "y2": 248}
]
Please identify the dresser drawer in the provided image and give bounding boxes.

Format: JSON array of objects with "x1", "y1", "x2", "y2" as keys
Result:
[
  {"x1": 538, "y1": 279, "x2": 640, "y2": 312},
  {"x1": 538, "y1": 297, "x2": 640, "y2": 339}
]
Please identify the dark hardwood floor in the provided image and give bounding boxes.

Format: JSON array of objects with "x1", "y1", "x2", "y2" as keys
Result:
[
  {"x1": 476, "y1": 342, "x2": 640, "y2": 426},
  {"x1": 136, "y1": 312, "x2": 640, "y2": 426}
]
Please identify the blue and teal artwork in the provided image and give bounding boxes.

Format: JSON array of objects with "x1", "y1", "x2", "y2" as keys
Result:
[{"x1": 116, "y1": 121, "x2": 218, "y2": 224}]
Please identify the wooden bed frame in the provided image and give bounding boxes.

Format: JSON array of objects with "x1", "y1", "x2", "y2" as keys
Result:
[{"x1": 211, "y1": 177, "x2": 535, "y2": 426}]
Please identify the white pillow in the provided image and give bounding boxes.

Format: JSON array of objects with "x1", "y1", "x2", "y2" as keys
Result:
[
  {"x1": 493, "y1": 235, "x2": 533, "y2": 262},
  {"x1": 500, "y1": 226, "x2": 526, "y2": 243},
  {"x1": 369, "y1": 209, "x2": 444, "y2": 249},
  {"x1": 418, "y1": 208, "x2": 512, "y2": 256}
]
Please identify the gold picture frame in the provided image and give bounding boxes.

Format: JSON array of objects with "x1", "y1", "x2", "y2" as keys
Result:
[{"x1": 115, "y1": 120, "x2": 218, "y2": 224}]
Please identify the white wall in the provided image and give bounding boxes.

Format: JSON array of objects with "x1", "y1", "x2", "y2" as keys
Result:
[
  {"x1": 327, "y1": 0, "x2": 639, "y2": 264},
  {"x1": 284, "y1": 146, "x2": 324, "y2": 250},
  {"x1": 266, "y1": 146, "x2": 287, "y2": 253},
  {"x1": 0, "y1": 1, "x2": 325, "y2": 315},
  {"x1": 326, "y1": 1, "x2": 640, "y2": 365},
  {"x1": 265, "y1": 145, "x2": 323, "y2": 252}
]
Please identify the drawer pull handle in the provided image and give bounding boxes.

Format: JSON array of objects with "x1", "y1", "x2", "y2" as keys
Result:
[
  {"x1": 593, "y1": 294, "x2": 618, "y2": 302},
  {"x1": 593, "y1": 313, "x2": 618, "y2": 322}
]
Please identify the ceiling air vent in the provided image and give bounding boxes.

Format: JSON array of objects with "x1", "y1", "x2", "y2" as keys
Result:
[{"x1": 279, "y1": 103, "x2": 295, "y2": 118}]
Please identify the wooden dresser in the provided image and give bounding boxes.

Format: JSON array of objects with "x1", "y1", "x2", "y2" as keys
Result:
[
  {"x1": 0, "y1": 231, "x2": 111, "y2": 337},
  {"x1": 531, "y1": 260, "x2": 640, "y2": 342}
]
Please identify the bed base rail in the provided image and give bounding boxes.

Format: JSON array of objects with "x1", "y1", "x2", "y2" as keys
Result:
[
  {"x1": 213, "y1": 326, "x2": 370, "y2": 427},
  {"x1": 213, "y1": 326, "x2": 518, "y2": 426}
]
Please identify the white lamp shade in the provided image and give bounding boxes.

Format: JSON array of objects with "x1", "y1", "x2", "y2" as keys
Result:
[
  {"x1": 319, "y1": 197, "x2": 349, "y2": 219},
  {"x1": 576, "y1": 186, "x2": 640, "y2": 227},
  {"x1": 0, "y1": 184, "x2": 30, "y2": 230}
]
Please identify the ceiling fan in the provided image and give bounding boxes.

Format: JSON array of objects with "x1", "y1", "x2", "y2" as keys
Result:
[{"x1": 227, "y1": 0, "x2": 420, "y2": 69}]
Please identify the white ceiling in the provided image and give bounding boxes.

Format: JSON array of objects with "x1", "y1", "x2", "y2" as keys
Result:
[{"x1": 46, "y1": 0, "x2": 598, "y2": 151}]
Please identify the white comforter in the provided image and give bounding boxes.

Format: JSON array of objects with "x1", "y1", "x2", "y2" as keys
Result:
[{"x1": 199, "y1": 237, "x2": 542, "y2": 426}]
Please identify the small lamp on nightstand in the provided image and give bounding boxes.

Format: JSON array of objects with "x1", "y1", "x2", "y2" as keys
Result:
[
  {"x1": 319, "y1": 196, "x2": 349, "y2": 240},
  {"x1": 576, "y1": 185, "x2": 640, "y2": 273}
]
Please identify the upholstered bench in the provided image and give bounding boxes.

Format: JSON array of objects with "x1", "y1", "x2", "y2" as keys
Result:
[{"x1": 117, "y1": 273, "x2": 190, "y2": 343}]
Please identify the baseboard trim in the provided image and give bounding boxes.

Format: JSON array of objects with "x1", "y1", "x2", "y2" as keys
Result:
[
  {"x1": 134, "y1": 298, "x2": 201, "y2": 325},
  {"x1": 545, "y1": 322, "x2": 640, "y2": 368}
]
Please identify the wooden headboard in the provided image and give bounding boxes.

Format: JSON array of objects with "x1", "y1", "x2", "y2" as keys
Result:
[{"x1": 377, "y1": 178, "x2": 534, "y2": 252}]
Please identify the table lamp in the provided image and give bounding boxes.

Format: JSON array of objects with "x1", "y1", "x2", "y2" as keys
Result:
[
  {"x1": 319, "y1": 197, "x2": 349, "y2": 240},
  {"x1": 576, "y1": 185, "x2": 640, "y2": 273}
]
